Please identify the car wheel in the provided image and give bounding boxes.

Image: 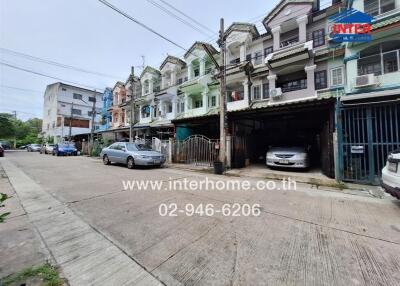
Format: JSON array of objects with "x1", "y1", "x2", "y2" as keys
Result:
[
  {"x1": 127, "y1": 157, "x2": 135, "y2": 169},
  {"x1": 103, "y1": 155, "x2": 110, "y2": 165},
  {"x1": 56, "y1": 152, "x2": 60, "y2": 156}
]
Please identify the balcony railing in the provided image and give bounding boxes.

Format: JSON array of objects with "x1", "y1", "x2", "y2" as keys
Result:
[
  {"x1": 279, "y1": 79, "x2": 307, "y2": 93},
  {"x1": 280, "y1": 37, "x2": 299, "y2": 49}
]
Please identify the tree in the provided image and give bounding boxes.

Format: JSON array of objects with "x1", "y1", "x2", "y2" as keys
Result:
[{"x1": 0, "y1": 113, "x2": 15, "y2": 138}]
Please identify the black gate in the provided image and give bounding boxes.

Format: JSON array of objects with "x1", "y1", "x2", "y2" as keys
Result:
[{"x1": 338, "y1": 102, "x2": 400, "y2": 184}]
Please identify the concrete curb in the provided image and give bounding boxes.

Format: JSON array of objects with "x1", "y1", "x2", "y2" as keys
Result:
[{"x1": 1, "y1": 159, "x2": 164, "y2": 286}]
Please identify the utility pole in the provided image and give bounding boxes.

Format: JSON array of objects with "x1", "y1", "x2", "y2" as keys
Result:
[
  {"x1": 12, "y1": 111, "x2": 17, "y2": 149},
  {"x1": 218, "y1": 18, "x2": 227, "y2": 166},
  {"x1": 129, "y1": 67, "x2": 137, "y2": 142},
  {"x1": 89, "y1": 90, "x2": 97, "y2": 152},
  {"x1": 68, "y1": 102, "x2": 74, "y2": 141}
]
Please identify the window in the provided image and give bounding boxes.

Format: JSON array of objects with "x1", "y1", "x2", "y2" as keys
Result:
[
  {"x1": 365, "y1": 0, "x2": 395, "y2": 16},
  {"x1": 73, "y1": 93, "x2": 82, "y2": 100},
  {"x1": 253, "y1": 85, "x2": 261, "y2": 100},
  {"x1": 72, "y1": 109, "x2": 81, "y2": 115},
  {"x1": 142, "y1": 105, "x2": 151, "y2": 118},
  {"x1": 61, "y1": 104, "x2": 66, "y2": 107},
  {"x1": 358, "y1": 42, "x2": 400, "y2": 76},
  {"x1": 62, "y1": 88, "x2": 67, "y2": 91},
  {"x1": 210, "y1": 96, "x2": 216, "y2": 107},
  {"x1": 180, "y1": 102, "x2": 185, "y2": 113},
  {"x1": 383, "y1": 51, "x2": 398, "y2": 73},
  {"x1": 194, "y1": 99, "x2": 203, "y2": 108},
  {"x1": 264, "y1": 46, "x2": 273, "y2": 57},
  {"x1": 230, "y1": 58, "x2": 240, "y2": 64},
  {"x1": 254, "y1": 51, "x2": 263, "y2": 65},
  {"x1": 88, "y1": 96, "x2": 96, "y2": 102},
  {"x1": 280, "y1": 36, "x2": 298, "y2": 48},
  {"x1": 246, "y1": 54, "x2": 252, "y2": 62},
  {"x1": 281, "y1": 79, "x2": 307, "y2": 92},
  {"x1": 177, "y1": 78, "x2": 183, "y2": 85},
  {"x1": 315, "y1": 70, "x2": 327, "y2": 89},
  {"x1": 167, "y1": 103, "x2": 173, "y2": 113},
  {"x1": 330, "y1": 67, "x2": 344, "y2": 87},
  {"x1": 312, "y1": 29, "x2": 325, "y2": 48},
  {"x1": 194, "y1": 67, "x2": 200, "y2": 77},
  {"x1": 88, "y1": 111, "x2": 93, "y2": 117},
  {"x1": 262, "y1": 83, "x2": 269, "y2": 99}
]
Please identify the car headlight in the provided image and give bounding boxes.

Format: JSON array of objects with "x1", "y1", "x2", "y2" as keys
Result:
[{"x1": 135, "y1": 155, "x2": 150, "y2": 159}]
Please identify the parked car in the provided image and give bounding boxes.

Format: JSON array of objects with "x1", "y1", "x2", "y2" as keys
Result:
[
  {"x1": 52, "y1": 143, "x2": 78, "y2": 156},
  {"x1": 0, "y1": 144, "x2": 4, "y2": 157},
  {"x1": 40, "y1": 143, "x2": 55, "y2": 154},
  {"x1": 381, "y1": 150, "x2": 400, "y2": 199},
  {"x1": 19, "y1": 145, "x2": 28, "y2": 149},
  {"x1": 27, "y1": 144, "x2": 41, "y2": 152},
  {"x1": 100, "y1": 142, "x2": 165, "y2": 169},
  {"x1": 266, "y1": 146, "x2": 310, "y2": 169},
  {"x1": 0, "y1": 141, "x2": 11, "y2": 150}
]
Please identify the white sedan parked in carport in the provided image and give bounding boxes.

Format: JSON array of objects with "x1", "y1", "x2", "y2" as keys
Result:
[
  {"x1": 381, "y1": 149, "x2": 400, "y2": 199},
  {"x1": 266, "y1": 146, "x2": 310, "y2": 169}
]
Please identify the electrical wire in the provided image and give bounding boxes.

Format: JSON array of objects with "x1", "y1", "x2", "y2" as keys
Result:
[
  {"x1": 157, "y1": 0, "x2": 214, "y2": 34},
  {"x1": 97, "y1": 0, "x2": 188, "y2": 52},
  {"x1": 0, "y1": 84, "x2": 43, "y2": 93},
  {"x1": 145, "y1": 0, "x2": 212, "y2": 37},
  {"x1": 0, "y1": 47, "x2": 121, "y2": 79},
  {"x1": 0, "y1": 61, "x2": 104, "y2": 91}
]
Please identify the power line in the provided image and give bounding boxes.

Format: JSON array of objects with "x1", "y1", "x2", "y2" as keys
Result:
[
  {"x1": 0, "y1": 61, "x2": 104, "y2": 91},
  {"x1": 157, "y1": 0, "x2": 215, "y2": 34},
  {"x1": 0, "y1": 84, "x2": 43, "y2": 93},
  {"x1": 146, "y1": 0, "x2": 212, "y2": 37},
  {"x1": 0, "y1": 47, "x2": 121, "y2": 79},
  {"x1": 97, "y1": 0, "x2": 188, "y2": 52}
]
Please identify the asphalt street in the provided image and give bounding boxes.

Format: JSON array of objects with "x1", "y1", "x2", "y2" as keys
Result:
[{"x1": 1, "y1": 151, "x2": 400, "y2": 286}]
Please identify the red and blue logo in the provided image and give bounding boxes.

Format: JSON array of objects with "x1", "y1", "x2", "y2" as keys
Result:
[{"x1": 329, "y1": 9, "x2": 373, "y2": 43}]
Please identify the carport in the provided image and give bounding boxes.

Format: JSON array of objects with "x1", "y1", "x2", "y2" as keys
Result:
[{"x1": 229, "y1": 97, "x2": 335, "y2": 178}]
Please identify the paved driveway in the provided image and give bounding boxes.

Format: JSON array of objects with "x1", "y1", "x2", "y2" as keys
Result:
[{"x1": 2, "y1": 151, "x2": 400, "y2": 286}]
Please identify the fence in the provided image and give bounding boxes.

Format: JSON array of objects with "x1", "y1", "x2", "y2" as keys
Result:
[{"x1": 173, "y1": 135, "x2": 219, "y2": 166}]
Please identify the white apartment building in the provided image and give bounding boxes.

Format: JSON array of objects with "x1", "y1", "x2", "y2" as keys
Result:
[{"x1": 42, "y1": 82, "x2": 103, "y2": 143}]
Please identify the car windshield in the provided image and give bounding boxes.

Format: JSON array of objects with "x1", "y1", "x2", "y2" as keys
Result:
[
  {"x1": 59, "y1": 143, "x2": 75, "y2": 148},
  {"x1": 48, "y1": 144, "x2": 55, "y2": 147},
  {"x1": 126, "y1": 143, "x2": 152, "y2": 151},
  {"x1": 32, "y1": 144, "x2": 40, "y2": 147}
]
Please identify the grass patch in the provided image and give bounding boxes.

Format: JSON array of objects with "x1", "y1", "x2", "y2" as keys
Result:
[{"x1": 0, "y1": 263, "x2": 65, "y2": 286}]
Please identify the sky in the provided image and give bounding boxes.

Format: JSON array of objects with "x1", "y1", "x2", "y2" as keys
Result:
[{"x1": 0, "y1": 0, "x2": 280, "y2": 120}]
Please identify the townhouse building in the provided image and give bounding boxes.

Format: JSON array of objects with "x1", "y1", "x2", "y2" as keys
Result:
[
  {"x1": 173, "y1": 42, "x2": 220, "y2": 140},
  {"x1": 109, "y1": 81, "x2": 127, "y2": 130},
  {"x1": 216, "y1": 0, "x2": 345, "y2": 177},
  {"x1": 42, "y1": 82, "x2": 102, "y2": 143},
  {"x1": 337, "y1": 0, "x2": 400, "y2": 184},
  {"x1": 98, "y1": 87, "x2": 113, "y2": 131}
]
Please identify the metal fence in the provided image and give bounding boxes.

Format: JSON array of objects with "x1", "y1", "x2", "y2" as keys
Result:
[
  {"x1": 173, "y1": 135, "x2": 219, "y2": 166},
  {"x1": 339, "y1": 102, "x2": 400, "y2": 184}
]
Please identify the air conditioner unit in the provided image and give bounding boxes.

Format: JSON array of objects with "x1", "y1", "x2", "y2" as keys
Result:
[
  {"x1": 269, "y1": 88, "x2": 282, "y2": 99},
  {"x1": 355, "y1": 74, "x2": 377, "y2": 88}
]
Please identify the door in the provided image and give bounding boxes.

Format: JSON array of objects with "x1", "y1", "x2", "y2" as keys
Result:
[{"x1": 339, "y1": 103, "x2": 400, "y2": 184}]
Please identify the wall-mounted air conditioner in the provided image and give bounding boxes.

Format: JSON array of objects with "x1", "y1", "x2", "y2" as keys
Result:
[
  {"x1": 270, "y1": 88, "x2": 282, "y2": 99},
  {"x1": 355, "y1": 74, "x2": 377, "y2": 88}
]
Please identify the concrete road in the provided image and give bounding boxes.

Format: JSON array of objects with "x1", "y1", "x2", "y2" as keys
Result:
[{"x1": 2, "y1": 151, "x2": 400, "y2": 286}]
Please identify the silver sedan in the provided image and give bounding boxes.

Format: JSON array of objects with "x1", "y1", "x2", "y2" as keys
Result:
[
  {"x1": 266, "y1": 146, "x2": 310, "y2": 169},
  {"x1": 100, "y1": 142, "x2": 166, "y2": 169}
]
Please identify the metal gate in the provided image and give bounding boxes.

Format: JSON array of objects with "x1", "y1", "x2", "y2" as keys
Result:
[
  {"x1": 173, "y1": 135, "x2": 219, "y2": 166},
  {"x1": 339, "y1": 102, "x2": 400, "y2": 184}
]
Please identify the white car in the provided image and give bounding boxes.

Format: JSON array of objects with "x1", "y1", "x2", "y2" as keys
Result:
[
  {"x1": 381, "y1": 150, "x2": 400, "y2": 199},
  {"x1": 41, "y1": 143, "x2": 55, "y2": 154},
  {"x1": 266, "y1": 146, "x2": 310, "y2": 169}
]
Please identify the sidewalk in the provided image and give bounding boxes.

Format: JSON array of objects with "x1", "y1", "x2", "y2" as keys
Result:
[
  {"x1": 1, "y1": 158, "x2": 163, "y2": 286},
  {"x1": 0, "y1": 165, "x2": 49, "y2": 279}
]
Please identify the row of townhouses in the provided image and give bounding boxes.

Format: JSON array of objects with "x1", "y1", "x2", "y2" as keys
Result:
[{"x1": 43, "y1": 0, "x2": 400, "y2": 185}]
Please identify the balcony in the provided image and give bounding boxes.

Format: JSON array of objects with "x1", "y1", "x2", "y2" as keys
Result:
[{"x1": 265, "y1": 41, "x2": 313, "y2": 69}]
